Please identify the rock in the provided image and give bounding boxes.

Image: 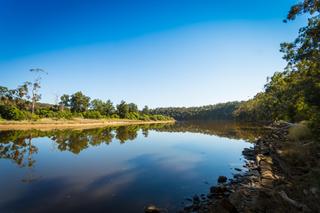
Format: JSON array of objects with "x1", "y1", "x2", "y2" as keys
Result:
[
  {"x1": 218, "y1": 176, "x2": 228, "y2": 183},
  {"x1": 193, "y1": 195, "x2": 200, "y2": 203},
  {"x1": 234, "y1": 173, "x2": 243, "y2": 179},
  {"x1": 260, "y1": 161, "x2": 272, "y2": 171},
  {"x1": 210, "y1": 186, "x2": 227, "y2": 195},
  {"x1": 220, "y1": 198, "x2": 239, "y2": 213},
  {"x1": 260, "y1": 178, "x2": 273, "y2": 188},
  {"x1": 144, "y1": 205, "x2": 161, "y2": 213},
  {"x1": 261, "y1": 170, "x2": 274, "y2": 179},
  {"x1": 235, "y1": 168, "x2": 242, "y2": 172},
  {"x1": 246, "y1": 170, "x2": 260, "y2": 177}
]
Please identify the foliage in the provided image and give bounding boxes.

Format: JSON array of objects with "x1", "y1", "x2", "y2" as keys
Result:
[
  {"x1": 142, "y1": 105, "x2": 149, "y2": 114},
  {"x1": 0, "y1": 105, "x2": 24, "y2": 120},
  {"x1": 82, "y1": 110, "x2": 103, "y2": 119},
  {"x1": 150, "y1": 102, "x2": 241, "y2": 121},
  {"x1": 70, "y1": 91, "x2": 91, "y2": 113},
  {"x1": 0, "y1": 86, "x2": 171, "y2": 121},
  {"x1": 59, "y1": 94, "x2": 70, "y2": 109},
  {"x1": 91, "y1": 99, "x2": 115, "y2": 116},
  {"x1": 116, "y1": 101, "x2": 129, "y2": 118}
]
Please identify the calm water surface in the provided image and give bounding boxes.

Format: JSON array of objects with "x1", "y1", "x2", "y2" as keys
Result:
[{"x1": 0, "y1": 122, "x2": 266, "y2": 213}]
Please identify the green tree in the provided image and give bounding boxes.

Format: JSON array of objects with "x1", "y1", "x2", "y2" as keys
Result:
[
  {"x1": 116, "y1": 100, "x2": 129, "y2": 118},
  {"x1": 142, "y1": 105, "x2": 149, "y2": 114},
  {"x1": 59, "y1": 94, "x2": 70, "y2": 111},
  {"x1": 128, "y1": 103, "x2": 138, "y2": 113},
  {"x1": 91, "y1": 99, "x2": 115, "y2": 116},
  {"x1": 104, "y1": 100, "x2": 115, "y2": 116},
  {"x1": 70, "y1": 91, "x2": 91, "y2": 113}
]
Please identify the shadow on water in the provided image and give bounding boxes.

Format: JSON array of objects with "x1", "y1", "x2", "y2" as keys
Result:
[{"x1": 0, "y1": 121, "x2": 268, "y2": 213}]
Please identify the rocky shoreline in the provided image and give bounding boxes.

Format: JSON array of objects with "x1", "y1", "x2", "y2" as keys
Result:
[{"x1": 176, "y1": 122, "x2": 316, "y2": 213}]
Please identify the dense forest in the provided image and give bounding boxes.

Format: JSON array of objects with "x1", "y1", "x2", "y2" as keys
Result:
[
  {"x1": 151, "y1": 0, "x2": 320, "y2": 137},
  {"x1": 150, "y1": 102, "x2": 241, "y2": 121},
  {"x1": 0, "y1": 74, "x2": 171, "y2": 121}
]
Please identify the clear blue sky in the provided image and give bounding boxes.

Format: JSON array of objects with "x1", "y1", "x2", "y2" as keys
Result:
[{"x1": 0, "y1": 0, "x2": 306, "y2": 108}]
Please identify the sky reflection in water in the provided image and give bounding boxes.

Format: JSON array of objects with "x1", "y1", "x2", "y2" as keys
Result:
[{"x1": 0, "y1": 122, "x2": 266, "y2": 213}]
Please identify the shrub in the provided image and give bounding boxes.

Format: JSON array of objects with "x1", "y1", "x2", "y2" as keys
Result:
[
  {"x1": 55, "y1": 111, "x2": 73, "y2": 119},
  {"x1": 36, "y1": 108, "x2": 55, "y2": 118},
  {"x1": 111, "y1": 114, "x2": 120, "y2": 119},
  {"x1": 126, "y1": 112, "x2": 139, "y2": 120},
  {"x1": 23, "y1": 111, "x2": 39, "y2": 121},
  {"x1": 0, "y1": 105, "x2": 26, "y2": 120},
  {"x1": 82, "y1": 111, "x2": 102, "y2": 119},
  {"x1": 139, "y1": 114, "x2": 150, "y2": 121}
]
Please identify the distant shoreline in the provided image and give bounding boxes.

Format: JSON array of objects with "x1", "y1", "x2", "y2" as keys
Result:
[{"x1": 0, "y1": 118, "x2": 175, "y2": 130}]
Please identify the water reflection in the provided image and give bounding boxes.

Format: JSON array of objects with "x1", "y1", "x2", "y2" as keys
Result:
[
  {"x1": 0, "y1": 122, "x2": 267, "y2": 169},
  {"x1": 154, "y1": 121, "x2": 268, "y2": 142}
]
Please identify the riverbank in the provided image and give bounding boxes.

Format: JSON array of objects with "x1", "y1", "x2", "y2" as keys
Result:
[
  {"x1": 0, "y1": 118, "x2": 175, "y2": 130},
  {"x1": 180, "y1": 121, "x2": 319, "y2": 213}
]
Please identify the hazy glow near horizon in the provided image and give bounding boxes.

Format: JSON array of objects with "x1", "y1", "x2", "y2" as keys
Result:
[{"x1": 0, "y1": 0, "x2": 306, "y2": 108}]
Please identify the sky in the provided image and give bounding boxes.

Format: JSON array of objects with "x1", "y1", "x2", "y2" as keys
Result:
[{"x1": 0, "y1": 0, "x2": 307, "y2": 108}]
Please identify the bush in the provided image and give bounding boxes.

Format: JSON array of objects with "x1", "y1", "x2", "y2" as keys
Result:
[
  {"x1": 82, "y1": 111, "x2": 102, "y2": 119},
  {"x1": 36, "y1": 108, "x2": 55, "y2": 118},
  {"x1": 126, "y1": 112, "x2": 140, "y2": 120},
  {"x1": 0, "y1": 105, "x2": 26, "y2": 120},
  {"x1": 23, "y1": 111, "x2": 39, "y2": 121},
  {"x1": 55, "y1": 111, "x2": 73, "y2": 119},
  {"x1": 111, "y1": 114, "x2": 120, "y2": 119},
  {"x1": 139, "y1": 114, "x2": 150, "y2": 121}
]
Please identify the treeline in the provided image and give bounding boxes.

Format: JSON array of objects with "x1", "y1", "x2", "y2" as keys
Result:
[
  {"x1": 0, "y1": 85, "x2": 172, "y2": 121},
  {"x1": 150, "y1": 102, "x2": 241, "y2": 121}
]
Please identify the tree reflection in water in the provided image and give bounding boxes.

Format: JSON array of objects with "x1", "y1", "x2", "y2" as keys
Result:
[{"x1": 0, "y1": 122, "x2": 268, "y2": 168}]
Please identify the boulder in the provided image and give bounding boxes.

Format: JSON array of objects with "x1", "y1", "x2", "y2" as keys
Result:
[{"x1": 218, "y1": 176, "x2": 228, "y2": 183}]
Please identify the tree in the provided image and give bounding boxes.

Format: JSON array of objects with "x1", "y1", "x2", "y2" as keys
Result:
[
  {"x1": 104, "y1": 100, "x2": 115, "y2": 116},
  {"x1": 285, "y1": 0, "x2": 320, "y2": 21},
  {"x1": 142, "y1": 105, "x2": 149, "y2": 114},
  {"x1": 70, "y1": 91, "x2": 90, "y2": 112},
  {"x1": 128, "y1": 103, "x2": 138, "y2": 113},
  {"x1": 60, "y1": 94, "x2": 70, "y2": 111},
  {"x1": 91, "y1": 99, "x2": 104, "y2": 112},
  {"x1": 29, "y1": 68, "x2": 47, "y2": 114},
  {"x1": 0, "y1": 86, "x2": 9, "y2": 104},
  {"x1": 91, "y1": 99, "x2": 115, "y2": 116},
  {"x1": 16, "y1": 82, "x2": 30, "y2": 110},
  {"x1": 116, "y1": 101, "x2": 129, "y2": 118}
]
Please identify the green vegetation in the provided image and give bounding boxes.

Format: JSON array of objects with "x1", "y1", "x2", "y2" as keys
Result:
[
  {"x1": 150, "y1": 102, "x2": 241, "y2": 121},
  {"x1": 0, "y1": 73, "x2": 172, "y2": 122}
]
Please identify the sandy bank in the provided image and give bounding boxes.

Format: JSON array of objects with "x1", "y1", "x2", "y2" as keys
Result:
[{"x1": 0, "y1": 118, "x2": 175, "y2": 130}]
